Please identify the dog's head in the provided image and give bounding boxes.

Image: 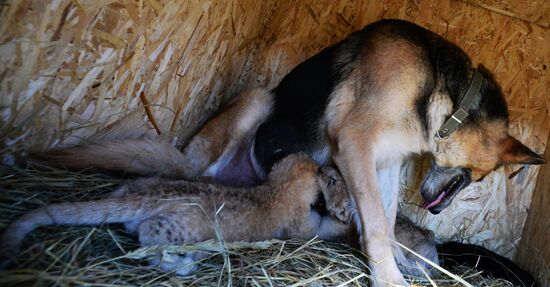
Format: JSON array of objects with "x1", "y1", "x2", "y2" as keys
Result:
[{"x1": 421, "y1": 68, "x2": 545, "y2": 214}]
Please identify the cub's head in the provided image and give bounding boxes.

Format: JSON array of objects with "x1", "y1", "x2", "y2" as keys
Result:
[
  {"x1": 268, "y1": 153, "x2": 352, "y2": 223},
  {"x1": 421, "y1": 67, "x2": 545, "y2": 214},
  {"x1": 317, "y1": 166, "x2": 352, "y2": 223},
  {"x1": 267, "y1": 152, "x2": 319, "y2": 184}
]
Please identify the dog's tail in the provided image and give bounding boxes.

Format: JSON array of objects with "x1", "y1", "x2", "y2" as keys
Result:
[
  {"x1": 0, "y1": 197, "x2": 146, "y2": 267},
  {"x1": 31, "y1": 139, "x2": 191, "y2": 178}
]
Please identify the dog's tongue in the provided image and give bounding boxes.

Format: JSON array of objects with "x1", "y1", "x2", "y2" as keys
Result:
[{"x1": 422, "y1": 191, "x2": 447, "y2": 209}]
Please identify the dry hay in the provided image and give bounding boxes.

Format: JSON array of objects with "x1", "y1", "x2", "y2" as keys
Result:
[{"x1": 0, "y1": 164, "x2": 517, "y2": 287}]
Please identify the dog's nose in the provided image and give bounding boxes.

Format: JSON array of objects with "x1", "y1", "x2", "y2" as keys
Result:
[{"x1": 419, "y1": 182, "x2": 434, "y2": 201}]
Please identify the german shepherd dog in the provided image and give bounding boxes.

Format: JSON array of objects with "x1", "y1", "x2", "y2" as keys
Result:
[{"x1": 36, "y1": 19, "x2": 544, "y2": 286}]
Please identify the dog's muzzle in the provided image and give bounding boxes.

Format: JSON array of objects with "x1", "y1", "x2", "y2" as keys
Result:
[{"x1": 420, "y1": 162, "x2": 472, "y2": 214}]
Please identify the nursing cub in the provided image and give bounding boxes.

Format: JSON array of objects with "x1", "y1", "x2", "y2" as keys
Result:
[
  {"x1": 1, "y1": 153, "x2": 437, "y2": 275},
  {"x1": 0, "y1": 153, "x2": 352, "y2": 274}
]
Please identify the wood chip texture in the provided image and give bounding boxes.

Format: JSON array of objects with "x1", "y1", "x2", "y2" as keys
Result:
[{"x1": 0, "y1": 0, "x2": 548, "y2": 261}]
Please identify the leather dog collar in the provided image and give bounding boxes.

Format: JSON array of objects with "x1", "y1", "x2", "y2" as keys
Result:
[{"x1": 435, "y1": 68, "x2": 485, "y2": 141}]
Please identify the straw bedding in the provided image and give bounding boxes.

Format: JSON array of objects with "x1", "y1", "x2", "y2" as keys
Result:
[{"x1": 0, "y1": 163, "x2": 516, "y2": 287}]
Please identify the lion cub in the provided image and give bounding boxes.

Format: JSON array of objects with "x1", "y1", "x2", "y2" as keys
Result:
[{"x1": 0, "y1": 153, "x2": 351, "y2": 275}]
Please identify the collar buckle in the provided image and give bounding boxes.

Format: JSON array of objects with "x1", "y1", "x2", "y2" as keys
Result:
[{"x1": 434, "y1": 69, "x2": 484, "y2": 141}]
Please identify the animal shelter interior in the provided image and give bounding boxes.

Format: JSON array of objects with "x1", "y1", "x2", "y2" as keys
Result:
[{"x1": 0, "y1": 0, "x2": 549, "y2": 286}]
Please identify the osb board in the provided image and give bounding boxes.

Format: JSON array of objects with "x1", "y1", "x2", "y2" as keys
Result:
[
  {"x1": 250, "y1": 0, "x2": 549, "y2": 259},
  {"x1": 0, "y1": 0, "x2": 278, "y2": 154},
  {"x1": 0, "y1": 0, "x2": 548, "y2": 260},
  {"x1": 516, "y1": 133, "x2": 550, "y2": 286},
  {"x1": 464, "y1": 0, "x2": 550, "y2": 28}
]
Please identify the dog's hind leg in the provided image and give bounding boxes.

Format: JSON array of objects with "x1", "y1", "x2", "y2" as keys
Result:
[
  {"x1": 181, "y1": 88, "x2": 273, "y2": 180},
  {"x1": 31, "y1": 139, "x2": 193, "y2": 178},
  {"x1": 32, "y1": 89, "x2": 272, "y2": 180}
]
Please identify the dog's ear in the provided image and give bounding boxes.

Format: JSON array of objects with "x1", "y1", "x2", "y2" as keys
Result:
[{"x1": 499, "y1": 135, "x2": 545, "y2": 165}]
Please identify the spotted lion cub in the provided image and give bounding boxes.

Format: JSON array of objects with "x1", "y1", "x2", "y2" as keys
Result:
[{"x1": 0, "y1": 153, "x2": 351, "y2": 275}]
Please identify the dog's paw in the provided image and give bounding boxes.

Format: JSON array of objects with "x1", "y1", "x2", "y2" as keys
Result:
[{"x1": 369, "y1": 262, "x2": 409, "y2": 287}]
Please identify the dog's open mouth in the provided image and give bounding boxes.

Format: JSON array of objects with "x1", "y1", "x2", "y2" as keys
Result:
[{"x1": 422, "y1": 175, "x2": 465, "y2": 210}]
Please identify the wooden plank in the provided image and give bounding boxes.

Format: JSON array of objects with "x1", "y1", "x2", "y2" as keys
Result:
[
  {"x1": 516, "y1": 133, "x2": 550, "y2": 286},
  {"x1": 463, "y1": 0, "x2": 550, "y2": 28},
  {"x1": 0, "y1": 0, "x2": 280, "y2": 148}
]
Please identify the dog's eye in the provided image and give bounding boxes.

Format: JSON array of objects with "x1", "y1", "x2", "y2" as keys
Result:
[{"x1": 329, "y1": 177, "x2": 336, "y2": 186}]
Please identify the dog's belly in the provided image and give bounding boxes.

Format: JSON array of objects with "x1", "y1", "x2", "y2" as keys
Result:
[
  {"x1": 213, "y1": 138, "x2": 261, "y2": 187},
  {"x1": 254, "y1": 120, "x2": 322, "y2": 173},
  {"x1": 213, "y1": 133, "x2": 330, "y2": 187}
]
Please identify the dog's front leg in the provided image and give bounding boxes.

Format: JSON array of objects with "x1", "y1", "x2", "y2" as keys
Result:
[
  {"x1": 377, "y1": 164, "x2": 410, "y2": 273},
  {"x1": 332, "y1": 129, "x2": 407, "y2": 287}
]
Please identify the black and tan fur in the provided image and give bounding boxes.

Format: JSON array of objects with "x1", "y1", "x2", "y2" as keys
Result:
[{"x1": 33, "y1": 19, "x2": 544, "y2": 286}]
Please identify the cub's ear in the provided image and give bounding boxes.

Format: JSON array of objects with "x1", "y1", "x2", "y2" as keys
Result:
[{"x1": 499, "y1": 135, "x2": 545, "y2": 165}]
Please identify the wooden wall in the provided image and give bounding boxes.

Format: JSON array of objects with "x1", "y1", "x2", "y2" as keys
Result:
[
  {"x1": 0, "y1": 0, "x2": 280, "y2": 153},
  {"x1": 516, "y1": 133, "x2": 550, "y2": 286},
  {"x1": 466, "y1": 0, "x2": 550, "y2": 27},
  {"x1": 0, "y1": 0, "x2": 548, "y2": 271}
]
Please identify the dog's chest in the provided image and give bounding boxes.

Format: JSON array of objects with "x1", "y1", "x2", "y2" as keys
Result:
[{"x1": 374, "y1": 128, "x2": 425, "y2": 168}]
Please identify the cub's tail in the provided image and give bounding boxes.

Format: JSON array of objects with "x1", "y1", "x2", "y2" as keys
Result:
[
  {"x1": 32, "y1": 139, "x2": 191, "y2": 178},
  {"x1": 0, "y1": 198, "x2": 145, "y2": 267}
]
